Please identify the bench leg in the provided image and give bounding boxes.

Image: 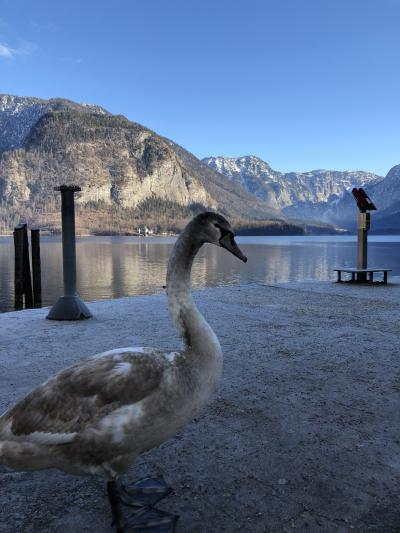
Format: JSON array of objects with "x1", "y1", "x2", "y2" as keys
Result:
[
  {"x1": 370, "y1": 272, "x2": 374, "y2": 283},
  {"x1": 337, "y1": 271, "x2": 342, "y2": 282},
  {"x1": 351, "y1": 272, "x2": 355, "y2": 282},
  {"x1": 384, "y1": 272, "x2": 388, "y2": 284}
]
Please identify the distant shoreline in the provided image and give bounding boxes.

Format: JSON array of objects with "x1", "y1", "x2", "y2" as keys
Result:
[{"x1": 2, "y1": 232, "x2": 400, "y2": 238}]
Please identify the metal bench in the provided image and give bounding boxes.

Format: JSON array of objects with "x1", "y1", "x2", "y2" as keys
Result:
[{"x1": 333, "y1": 268, "x2": 392, "y2": 284}]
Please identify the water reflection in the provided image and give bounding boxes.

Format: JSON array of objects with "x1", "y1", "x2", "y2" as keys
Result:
[{"x1": 0, "y1": 235, "x2": 400, "y2": 313}]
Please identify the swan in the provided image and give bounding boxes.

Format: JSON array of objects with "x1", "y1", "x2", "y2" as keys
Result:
[{"x1": 0, "y1": 212, "x2": 247, "y2": 532}]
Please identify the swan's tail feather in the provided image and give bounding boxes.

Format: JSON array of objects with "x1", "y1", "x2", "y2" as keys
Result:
[{"x1": 0, "y1": 441, "x2": 53, "y2": 471}]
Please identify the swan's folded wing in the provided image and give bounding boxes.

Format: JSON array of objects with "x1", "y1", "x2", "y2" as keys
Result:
[{"x1": 1, "y1": 352, "x2": 165, "y2": 441}]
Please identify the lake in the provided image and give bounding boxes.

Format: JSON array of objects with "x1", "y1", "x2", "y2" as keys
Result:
[{"x1": 1, "y1": 235, "x2": 400, "y2": 313}]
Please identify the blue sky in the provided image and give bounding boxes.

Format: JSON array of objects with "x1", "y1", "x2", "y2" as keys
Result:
[{"x1": 0, "y1": 0, "x2": 399, "y2": 176}]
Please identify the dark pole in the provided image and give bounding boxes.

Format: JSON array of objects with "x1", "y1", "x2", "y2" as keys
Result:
[
  {"x1": 22, "y1": 224, "x2": 34, "y2": 308},
  {"x1": 60, "y1": 187, "x2": 78, "y2": 296},
  {"x1": 47, "y1": 185, "x2": 92, "y2": 320},
  {"x1": 13, "y1": 225, "x2": 24, "y2": 310},
  {"x1": 31, "y1": 228, "x2": 42, "y2": 308},
  {"x1": 357, "y1": 212, "x2": 368, "y2": 270}
]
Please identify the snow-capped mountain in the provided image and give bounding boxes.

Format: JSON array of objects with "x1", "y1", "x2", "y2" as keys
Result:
[
  {"x1": 205, "y1": 155, "x2": 279, "y2": 190},
  {"x1": 204, "y1": 155, "x2": 383, "y2": 222},
  {"x1": 0, "y1": 94, "x2": 296, "y2": 235},
  {"x1": 0, "y1": 94, "x2": 108, "y2": 153},
  {"x1": 360, "y1": 164, "x2": 400, "y2": 231},
  {"x1": 370, "y1": 164, "x2": 400, "y2": 211},
  {"x1": 317, "y1": 164, "x2": 400, "y2": 231},
  {"x1": 2, "y1": 93, "x2": 397, "y2": 233}
]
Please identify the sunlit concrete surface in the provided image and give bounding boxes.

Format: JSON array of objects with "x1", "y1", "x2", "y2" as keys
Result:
[{"x1": 1, "y1": 281, "x2": 400, "y2": 532}]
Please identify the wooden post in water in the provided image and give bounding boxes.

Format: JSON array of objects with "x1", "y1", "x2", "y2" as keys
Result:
[
  {"x1": 13, "y1": 223, "x2": 33, "y2": 309},
  {"x1": 22, "y1": 224, "x2": 33, "y2": 308},
  {"x1": 13, "y1": 225, "x2": 24, "y2": 310},
  {"x1": 31, "y1": 228, "x2": 42, "y2": 308}
]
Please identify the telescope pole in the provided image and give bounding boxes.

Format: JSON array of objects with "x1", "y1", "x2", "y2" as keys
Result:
[{"x1": 357, "y1": 211, "x2": 369, "y2": 281}]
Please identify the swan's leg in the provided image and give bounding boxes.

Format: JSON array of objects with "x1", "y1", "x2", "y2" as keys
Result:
[
  {"x1": 107, "y1": 480, "x2": 178, "y2": 532},
  {"x1": 120, "y1": 477, "x2": 173, "y2": 506},
  {"x1": 107, "y1": 481, "x2": 126, "y2": 533}
]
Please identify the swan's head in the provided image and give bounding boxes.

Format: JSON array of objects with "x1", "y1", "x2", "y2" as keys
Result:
[{"x1": 191, "y1": 212, "x2": 247, "y2": 262}]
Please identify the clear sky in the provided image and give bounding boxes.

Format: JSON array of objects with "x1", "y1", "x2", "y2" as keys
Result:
[{"x1": 0, "y1": 0, "x2": 399, "y2": 176}]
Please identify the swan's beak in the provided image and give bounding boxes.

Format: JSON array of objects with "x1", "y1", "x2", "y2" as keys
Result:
[{"x1": 219, "y1": 233, "x2": 247, "y2": 262}]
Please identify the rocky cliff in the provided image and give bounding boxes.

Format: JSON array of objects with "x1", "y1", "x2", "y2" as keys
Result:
[
  {"x1": 283, "y1": 163, "x2": 400, "y2": 231},
  {"x1": 0, "y1": 111, "x2": 215, "y2": 209},
  {"x1": 0, "y1": 95, "x2": 293, "y2": 234},
  {"x1": 203, "y1": 156, "x2": 383, "y2": 217}
]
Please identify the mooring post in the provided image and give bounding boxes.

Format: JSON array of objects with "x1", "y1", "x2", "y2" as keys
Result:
[
  {"x1": 13, "y1": 225, "x2": 24, "y2": 310},
  {"x1": 22, "y1": 223, "x2": 34, "y2": 308},
  {"x1": 13, "y1": 223, "x2": 33, "y2": 309},
  {"x1": 47, "y1": 185, "x2": 92, "y2": 320},
  {"x1": 31, "y1": 228, "x2": 42, "y2": 308}
]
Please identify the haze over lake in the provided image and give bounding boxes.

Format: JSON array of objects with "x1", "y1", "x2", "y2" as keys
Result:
[{"x1": 1, "y1": 235, "x2": 400, "y2": 313}]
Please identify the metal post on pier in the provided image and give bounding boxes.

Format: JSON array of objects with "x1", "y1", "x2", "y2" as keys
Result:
[
  {"x1": 357, "y1": 212, "x2": 369, "y2": 271},
  {"x1": 47, "y1": 185, "x2": 92, "y2": 320},
  {"x1": 352, "y1": 188, "x2": 376, "y2": 282}
]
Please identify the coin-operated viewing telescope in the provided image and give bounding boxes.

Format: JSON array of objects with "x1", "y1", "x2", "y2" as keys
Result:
[
  {"x1": 352, "y1": 187, "x2": 376, "y2": 214},
  {"x1": 352, "y1": 188, "x2": 376, "y2": 278},
  {"x1": 334, "y1": 189, "x2": 390, "y2": 283}
]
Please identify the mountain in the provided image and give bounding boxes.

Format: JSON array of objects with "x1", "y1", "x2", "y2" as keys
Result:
[
  {"x1": 0, "y1": 94, "x2": 108, "y2": 153},
  {"x1": 204, "y1": 156, "x2": 281, "y2": 206},
  {"x1": 4, "y1": 94, "x2": 387, "y2": 236},
  {"x1": 370, "y1": 164, "x2": 400, "y2": 211},
  {"x1": 205, "y1": 155, "x2": 400, "y2": 232},
  {"x1": 289, "y1": 163, "x2": 400, "y2": 232},
  {"x1": 362, "y1": 164, "x2": 400, "y2": 232},
  {"x1": 203, "y1": 156, "x2": 383, "y2": 223},
  {"x1": 166, "y1": 143, "x2": 281, "y2": 220},
  {"x1": 0, "y1": 94, "x2": 297, "y2": 235}
]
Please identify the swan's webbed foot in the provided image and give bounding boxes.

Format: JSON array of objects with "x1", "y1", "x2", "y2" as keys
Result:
[
  {"x1": 120, "y1": 477, "x2": 173, "y2": 507},
  {"x1": 122, "y1": 506, "x2": 178, "y2": 532},
  {"x1": 107, "y1": 478, "x2": 178, "y2": 533}
]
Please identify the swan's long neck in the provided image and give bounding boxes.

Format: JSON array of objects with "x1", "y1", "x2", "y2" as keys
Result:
[{"x1": 166, "y1": 228, "x2": 222, "y2": 363}]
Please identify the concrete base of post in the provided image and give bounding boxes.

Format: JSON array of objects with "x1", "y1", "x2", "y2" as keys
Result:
[{"x1": 47, "y1": 295, "x2": 92, "y2": 320}]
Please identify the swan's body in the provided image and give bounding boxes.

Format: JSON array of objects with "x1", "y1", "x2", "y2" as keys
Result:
[
  {"x1": 0, "y1": 212, "x2": 246, "y2": 530},
  {"x1": 0, "y1": 344, "x2": 221, "y2": 478}
]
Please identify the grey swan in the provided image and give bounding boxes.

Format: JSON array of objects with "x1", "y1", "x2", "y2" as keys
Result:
[{"x1": 0, "y1": 212, "x2": 247, "y2": 532}]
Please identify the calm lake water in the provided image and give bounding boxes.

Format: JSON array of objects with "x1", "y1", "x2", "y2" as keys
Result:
[{"x1": 1, "y1": 235, "x2": 400, "y2": 313}]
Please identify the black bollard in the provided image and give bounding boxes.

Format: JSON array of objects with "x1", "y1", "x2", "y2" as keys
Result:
[
  {"x1": 31, "y1": 228, "x2": 42, "y2": 308},
  {"x1": 47, "y1": 185, "x2": 92, "y2": 320},
  {"x1": 22, "y1": 224, "x2": 34, "y2": 308},
  {"x1": 13, "y1": 223, "x2": 33, "y2": 309},
  {"x1": 13, "y1": 225, "x2": 24, "y2": 310}
]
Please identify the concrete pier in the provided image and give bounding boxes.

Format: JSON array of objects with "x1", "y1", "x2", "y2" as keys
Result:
[{"x1": 1, "y1": 282, "x2": 400, "y2": 532}]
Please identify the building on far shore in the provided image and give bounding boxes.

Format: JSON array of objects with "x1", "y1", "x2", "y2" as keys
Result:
[{"x1": 137, "y1": 226, "x2": 155, "y2": 236}]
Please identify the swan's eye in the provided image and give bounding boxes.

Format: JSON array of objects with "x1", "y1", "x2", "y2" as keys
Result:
[{"x1": 214, "y1": 223, "x2": 219, "y2": 228}]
